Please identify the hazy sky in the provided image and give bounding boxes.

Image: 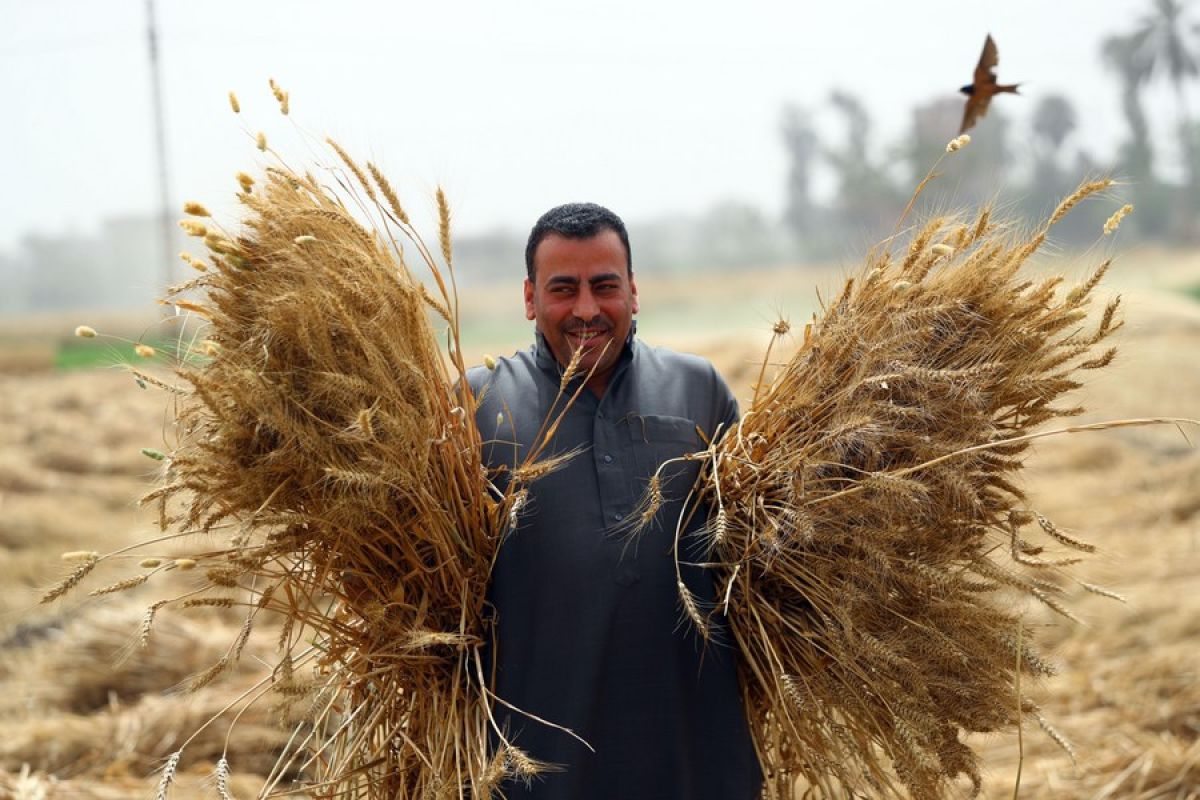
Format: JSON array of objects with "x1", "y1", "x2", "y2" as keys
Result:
[{"x1": 2, "y1": 0, "x2": 1196, "y2": 250}]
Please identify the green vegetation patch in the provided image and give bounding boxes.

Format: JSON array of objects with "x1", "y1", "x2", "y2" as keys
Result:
[{"x1": 55, "y1": 336, "x2": 193, "y2": 372}]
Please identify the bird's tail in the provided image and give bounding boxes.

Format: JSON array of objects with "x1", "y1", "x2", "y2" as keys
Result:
[{"x1": 997, "y1": 83, "x2": 1021, "y2": 94}]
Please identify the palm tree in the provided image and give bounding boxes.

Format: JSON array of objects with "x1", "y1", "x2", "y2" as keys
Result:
[
  {"x1": 1101, "y1": 31, "x2": 1155, "y2": 181},
  {"x1": 780, "y1": 104, "x2": 821, "y2": 240},
  {"x1": 1125, "y1": 0, "x2": 1200, "y2": 238},
  {"x1": 1127, "y1": 0, "x2": 1199, "y2": 118},
  {"x1": 1032, "y1": 95, "x2": 1079, "y2": 155},
  {"x1": 1029, "y1": 95, "x2": 1079, "y2": 208},
  {"x1": 822, "y1": 90, "x2": 901, "y2": 236}
]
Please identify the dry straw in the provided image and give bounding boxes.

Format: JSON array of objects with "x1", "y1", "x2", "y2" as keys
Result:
[
  {"x1": 637, "y1": 168, "x2": 1195, "y2": 796},
  {"x1": 41, "y1": 132, "x2": 583, "y2": 797}
]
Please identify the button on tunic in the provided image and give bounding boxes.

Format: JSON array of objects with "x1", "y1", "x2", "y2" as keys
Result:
[{"x1": 467, "y1": 333, "x2": 762, "y2": 800}]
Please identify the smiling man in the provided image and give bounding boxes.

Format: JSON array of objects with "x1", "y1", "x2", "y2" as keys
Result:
[
  {"x1": 522, "y1": 220, "x2": 637, "y2": 396},
  {"x1": 468, "y1": 203, "x2": 762, "y2": 799}
]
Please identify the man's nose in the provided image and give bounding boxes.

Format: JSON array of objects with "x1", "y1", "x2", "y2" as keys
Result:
[{"x1": 572, "y1": 287, "x2": 600, "y2": 321}]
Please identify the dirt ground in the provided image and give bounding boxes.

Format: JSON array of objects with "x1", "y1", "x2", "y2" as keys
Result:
[{"x1": 1, "y1": 254, "x2": 1197, "y2": 798}]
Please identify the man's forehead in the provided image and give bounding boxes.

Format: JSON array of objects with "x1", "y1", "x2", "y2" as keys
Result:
[{"x1": 532, "y1": 230, "x2": 628, "y2": 276}]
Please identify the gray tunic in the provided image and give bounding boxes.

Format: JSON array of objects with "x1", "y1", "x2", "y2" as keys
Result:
[{"x1": 467, "y1": 331, "x2": 762, "y2": 800}]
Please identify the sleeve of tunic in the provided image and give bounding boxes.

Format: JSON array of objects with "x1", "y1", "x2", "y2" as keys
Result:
[{"x1": 709, "y1": 361, "x2": 740, "y2": 434}]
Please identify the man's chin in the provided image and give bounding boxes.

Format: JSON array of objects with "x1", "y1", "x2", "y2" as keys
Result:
[
  {"x1": 565, "y1": 332, "x2": 613, "y2": 352},
  {"x1": 560, "y1": 349, "x2": 611, "y2": 379}
]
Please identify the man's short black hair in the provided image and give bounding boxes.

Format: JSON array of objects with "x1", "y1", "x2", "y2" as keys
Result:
[{"x1": 524, "y1": 203, "x2": 632, "y2": 281}]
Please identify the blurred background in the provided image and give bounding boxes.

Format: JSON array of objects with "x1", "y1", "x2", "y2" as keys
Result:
[
  {"x1": 2, "y1": 0, "x2": 1199, "y2": 318},
  {"x1": 1, "y1": 1, "x2": 1198, "y2": 797}
]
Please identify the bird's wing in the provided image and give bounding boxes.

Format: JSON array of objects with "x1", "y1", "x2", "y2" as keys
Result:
[
  {"x1": 959, "y1": 93, "x2": 988, "y2": 134},
  {"x1": 974, "y1": 34, "x2": 998, "y2": 85}
]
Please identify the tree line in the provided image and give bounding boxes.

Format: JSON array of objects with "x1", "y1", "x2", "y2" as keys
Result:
[{"x1": 783, "y1": 0, "x2": 1200, "y2": 258}]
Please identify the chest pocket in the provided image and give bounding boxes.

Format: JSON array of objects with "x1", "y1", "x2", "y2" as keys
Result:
[{"x1": 627, "y1": 414, "x2": 704, "y2": 500}]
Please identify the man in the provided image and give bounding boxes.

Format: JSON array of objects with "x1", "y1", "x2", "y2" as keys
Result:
[{"x1": 468, "y1": 203, "x2": 762, "y2": 798}]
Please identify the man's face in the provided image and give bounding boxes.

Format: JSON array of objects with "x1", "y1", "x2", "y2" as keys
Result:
[{"x1": 525, "y1": 229, "x2": 639, "y2": 392}]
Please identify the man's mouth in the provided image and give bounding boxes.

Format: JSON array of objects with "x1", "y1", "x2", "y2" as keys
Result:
[{"x1": 566, "y1": 328, "x2": 610, "y2": 348}]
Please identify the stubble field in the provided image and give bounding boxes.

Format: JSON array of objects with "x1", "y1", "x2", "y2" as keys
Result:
[{"x1": 1, "y1": 250, "x2": 1198, "y2": 798}]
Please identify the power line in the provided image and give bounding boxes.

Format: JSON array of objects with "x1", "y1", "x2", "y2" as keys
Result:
[{"x1": 146, "y1": 0, "x2": 174, "y2": 300}]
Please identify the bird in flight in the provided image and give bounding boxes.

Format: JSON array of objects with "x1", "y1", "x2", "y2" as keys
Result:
[{"x1": 959, "y1": 34, "x2": 1020, "y2": 134}]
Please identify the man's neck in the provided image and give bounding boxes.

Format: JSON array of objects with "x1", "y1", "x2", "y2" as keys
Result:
[
  {"x1": 584, "y1": 372, "x2": 611, "y2": 398},
  {"x1": 533, "y1": 329, "x2": 635, "y2": 399}
]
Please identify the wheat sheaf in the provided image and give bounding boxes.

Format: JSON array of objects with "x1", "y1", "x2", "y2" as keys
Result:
[
  {"x1": 52, "y1": 119, "x2": 583, "y2": 795},
  {"x1": 641, "y1": 163, "x2": 1194, "y2": 796}
]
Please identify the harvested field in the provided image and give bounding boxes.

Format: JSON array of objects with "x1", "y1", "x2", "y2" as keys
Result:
[{"x1": 1, "y1": 254, "x2": 1197, "y2": 798}]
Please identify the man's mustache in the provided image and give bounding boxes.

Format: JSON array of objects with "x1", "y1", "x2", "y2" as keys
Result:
[{"x1": 561, "y1": 319, "x2": 612, "y2": 334}]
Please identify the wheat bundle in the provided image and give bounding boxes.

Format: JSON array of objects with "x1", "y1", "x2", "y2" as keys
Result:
[
  {"x1": 654, "y1": 178, "x2": 1136, "y2": 797},
  {"x1": 45, "y1": 141, "x2": 571, "y2": 796},
  {"x1": 173, "y1": 169, "x2": 507, "y2": 797}
]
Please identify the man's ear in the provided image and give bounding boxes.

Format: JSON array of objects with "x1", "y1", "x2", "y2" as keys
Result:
[
  {"x1": 524, "y1": 278, "x2": 536, "y2": 321},
  {"x1": 630, "y1": 273, "x2": 639, "y2": 315}
]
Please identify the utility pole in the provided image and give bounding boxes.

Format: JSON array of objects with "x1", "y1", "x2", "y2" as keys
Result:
[{"x1": 146, "y1": 0, "x2": 173, "y2": 299}]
